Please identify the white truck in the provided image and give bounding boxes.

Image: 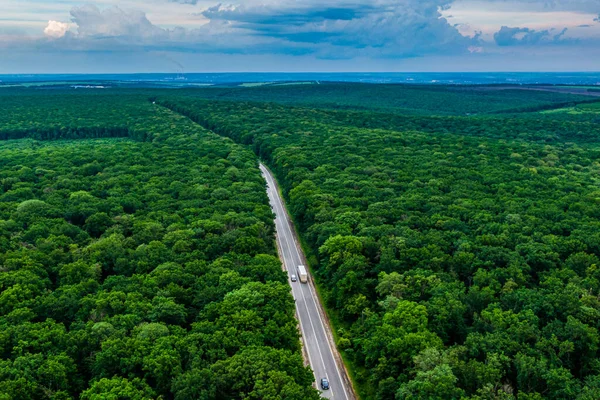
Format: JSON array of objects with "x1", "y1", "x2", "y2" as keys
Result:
[{"x1": 297, "y1": 265, "x2": 308, "y2": 283}]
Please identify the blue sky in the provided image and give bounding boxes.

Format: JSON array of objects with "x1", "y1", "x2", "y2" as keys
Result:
[{"x1": 1, "y1": 0, "x2": 599, "y2": 73}]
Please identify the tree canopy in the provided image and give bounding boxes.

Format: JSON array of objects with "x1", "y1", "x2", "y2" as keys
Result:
[
  {"x1": 0, "y1": 91, "x2": 319, "y2": 400},
  {"x1": 159, "y1": 89, "x2": 600, "y2": 399},
  {"x1": 2, "y1": 83, "x2": 600, "y2": 399}
]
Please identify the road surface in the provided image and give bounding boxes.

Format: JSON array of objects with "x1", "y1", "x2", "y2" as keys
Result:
[{"x1": 260, "y1": 163, "x2": 353, "y2": 400}]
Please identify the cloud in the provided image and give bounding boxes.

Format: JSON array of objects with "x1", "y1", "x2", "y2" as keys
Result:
[
  {"x1": 37, "y1": 2, "x2": 477, "y2": 59},
  {"x1": 40, "y1": 5, "x2": 279, "y2": 55},
  {"x1": 200, "y1": 3, "x2": 379, "y2": 26},
  {"x1": 70, "y1": 5, "x2": 164, "y2": 40},
  {"x1": 44, "y1": 21, "x2": 70, "y2": 39},
  {"x1": 4, "y1": 0, "x2": 600, "y2": 73},
  {"x1": 493, "y1": 25, "x2": 570, "y2": 46},
  {"x1": 196, "y1": 0, "x2": 476, "y2": 58},
  {"x1": 553, "y1": 27, "x2": 568, "y2": 40},
  {"x1": 477, "y1": 0, "x2": 600, "y2": 14},
  {"x1": 544, "y1": 0, "x2": 600, "y2": 13}
]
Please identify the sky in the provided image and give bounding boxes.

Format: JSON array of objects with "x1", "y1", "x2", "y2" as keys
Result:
[{"x1": 0, "y1": 0, "x2": 599, "y2": 73}]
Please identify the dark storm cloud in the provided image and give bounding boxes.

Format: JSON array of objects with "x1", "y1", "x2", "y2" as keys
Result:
[
  {"x1": 193, "y1": 1, "x2": 475, "y2": 57},
  {"x1": 200, "y1": 3, "x2": 380, "y2": 26},
  {"x1": 32, "y1": 1, "x2": 475, "y2": 59},
  {"x1": 482, "y1": 0, "x2": 600, "y2": 14},
  {"x1": 169, "y1": 0, "x2": 200, "y2": 4},
  {"x1": 494, "y1": 25, "x2": 571, "y2": 46}
]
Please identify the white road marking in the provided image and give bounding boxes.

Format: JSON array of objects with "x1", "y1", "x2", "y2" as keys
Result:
[
  {"x1": 288, "y1": 237, "x2": 349, "y2": 400},
  {"x1": 261, "y1": 163, "x2": 347, "y2": 399},
  {"x1": 268, "y1": 183, "x2": 317, "y2": 386},
  {"x1": 265, "y1": 171, "x2": 330, "y2": 389}
]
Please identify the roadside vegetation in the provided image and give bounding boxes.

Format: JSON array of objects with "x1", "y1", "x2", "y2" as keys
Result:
[
  {"x1": 160, "y1": 92, "x2": 600, "y2": 400},
  {"x1": 0, "y1": 91, "x2": 320, "y2": 400},
  {"x1": 2, "y1": 84, "x2": 600, "y2": 399}
]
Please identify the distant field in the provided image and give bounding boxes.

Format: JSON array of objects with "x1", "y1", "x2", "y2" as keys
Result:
[
  {"x1": 539, "y1": 100, "x2": 600, "y2": 118},
  {"x1": 0, "y1": 81, "x2": 106, "y2": 88},
  {"x1": 559, "y1": 86, "x2": 600, "y2": 90},
  {"x1": 541, "y1": 107, "x2": 583, "y2": 115},
  {"x1": 240, "y1": 82, "x2": 273, "y2": 87},
  {"x1": 271, "y1": 81, "x2": 317, "y2": 86},
  {"x1": 240, "y1": 81, "x2": 317, "y2": 87}
]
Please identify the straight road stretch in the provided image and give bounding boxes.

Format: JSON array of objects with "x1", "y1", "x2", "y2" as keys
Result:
[{"x1": 260, "y1": 163, "x2": 353, "y2": 400}]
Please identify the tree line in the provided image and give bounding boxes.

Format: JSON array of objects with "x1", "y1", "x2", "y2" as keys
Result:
[
  {"x1": 160, "y1": 94, "x2": 600, "y2": 400},
  {"x1": 171, "y1": 83, "x2": 594, "y2": 116},
  {"x1": 0, "y1": 92, "x2": 320, "y2": 399}
]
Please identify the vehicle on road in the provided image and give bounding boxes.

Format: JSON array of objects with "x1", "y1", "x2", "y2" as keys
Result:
[
  {"x1": 297, "y1": 265, "x2": 308, "y2": 283},
  {"x1": 290, "y1": 274, "x2": 297, "y2": 282},
  {"x1": 261, "y1": 164, "x2": 350, "y2": 398}
]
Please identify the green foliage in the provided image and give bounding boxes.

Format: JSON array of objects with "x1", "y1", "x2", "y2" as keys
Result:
[
  {"x1": 160, "y1": 90, "x2": 600, "y2": 399},
  {"x1": 0, "y1": 93, "x2": 317, "y2": 399},
  {"x1": 2, "y1": 84, "x2": 599, "y2": 399},
  {"x1": 173, "y1": 84, "x2": 594, "y2": 116},
  {"x1": 81, "y1": 377, "x2": 156, "y2": 400}
]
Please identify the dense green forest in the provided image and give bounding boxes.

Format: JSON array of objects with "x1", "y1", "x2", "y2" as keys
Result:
[
  {"x1": 159, "y1": 91, "x2": 600, "y2": 400},
  {"x1": 2, "y1": 84, "x2": 600, "y2": 400},
  {"x1": 0, "y1": 92, "x2": 320, "y2": 399},
  {"x1": 0, "y1": 90, "x2": 160, "y2": 141},
  {"x1": 172, "y1": 84, "x2": 594, "y2": 116}
]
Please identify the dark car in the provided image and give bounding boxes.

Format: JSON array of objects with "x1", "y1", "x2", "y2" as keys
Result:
[
  {"x1": 291, "y1": 274, "x2": 297, "y2": 282},
  {"x1": 320, "y1": 378, "x2": 330, "y2": 390}
]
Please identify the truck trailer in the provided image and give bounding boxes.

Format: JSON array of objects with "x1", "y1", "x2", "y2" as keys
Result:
[{"x1": 297, "y1": 265, "x2": 308, "y2": 283}]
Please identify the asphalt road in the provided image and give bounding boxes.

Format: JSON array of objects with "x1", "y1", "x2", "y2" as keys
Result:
[{"x1": 260, "y1": 163, "x2": 352, "y2": 400}]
